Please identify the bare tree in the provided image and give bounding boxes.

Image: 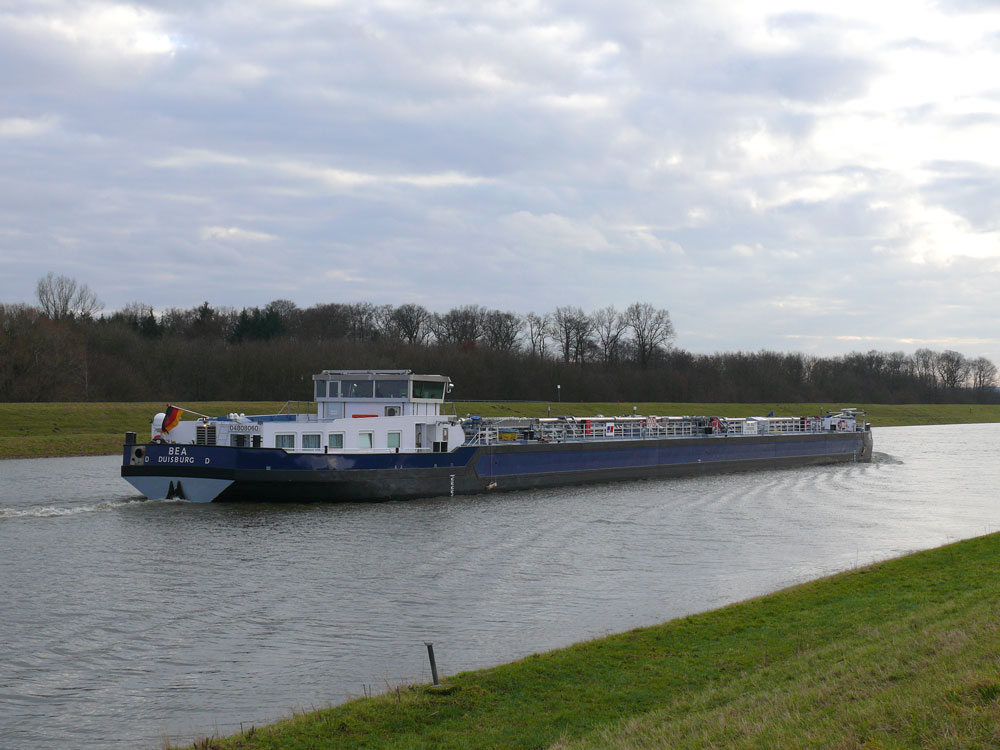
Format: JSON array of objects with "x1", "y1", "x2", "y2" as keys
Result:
[
  {"x1": 971, "y1": 357, "x2": 998, "y2": 392},
  {"x1": 935, "y1": 349, "x2": 971, "y2": 390},
  {"x1": 591, "y1": 305, "x2": 628, "y2": 364},
  {"x1": 572, "y1": 314, "x2": 595, "y2": 363},
  {"x1": 391, "y1": 304, "x2": 431, "y2": 345},
  {"x1": 298, "y1": 303, "x2": 351, "y2": 341},
  {"x1": 345, "y1": 302, "x2": 378, "y2": 340},
  {"x1": 482, "y1": 310, "x2": 523, "y2": 352},
  {"x1": 36, "y1": 273, "x2": 103, "y2": 320},
  {"x1": 884, "y1": 350, "x2": 909, "y2": 387},
  {"x1": 525, "y1": 312, "x2": 551, "y2": 358},
  {"x1": 372, "y1": 304, "x2": 397, "y2": 339},
  {"x1": 552, "y1": 306, "x2": 592, "y2": 363},
  {"x1": 119, "y1": 301, "x2": 154, "y2": 326},
  {"x1": 624, "y1": 302, "x2": 674, "y2": 368},
  {"x1": 912, "y1": 348, "x2": 938, "y2": 390},
  {"x1": 431, "y1": 305, "x2": 486, "y2": 345},
  {"x1": 265, "y1": 299, "x2": 300, "y2": 336}
]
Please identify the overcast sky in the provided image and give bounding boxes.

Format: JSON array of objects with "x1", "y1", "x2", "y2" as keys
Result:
[{"x1": 3, "y1": 0, "x2": 1000, "y2": 361}]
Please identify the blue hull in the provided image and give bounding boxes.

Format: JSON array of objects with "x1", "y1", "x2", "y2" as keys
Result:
[{"x1": 122, "y1": 430, "x2": 872, "y2": 503}]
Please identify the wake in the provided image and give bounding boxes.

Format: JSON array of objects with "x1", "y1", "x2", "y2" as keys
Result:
[{"x1": 0, "y1": 497, "x2": 180, "y2": 520}]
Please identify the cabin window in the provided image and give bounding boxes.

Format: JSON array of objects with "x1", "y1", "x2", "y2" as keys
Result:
[
  {"x1": 314, "y1": 380, "x2": 326, "y2": 399},
  {"x1": 387, "y1": 432, "x2": 401, "y2": 449},
  {"x1": 302, "y1": 433, "x2": 320, "y2": 450},
  {"x1": 327, "y1": 380, "x2": 341, "y2": 398},
  {"x1": 375, "y1": 380, "x2": 408, "y2": 399},
  {"x1": 358, "y1": 432, "x2": 373, "y2": 449},
  {"x1": 276, "y1": 434, "x2": 295, "y2": 450},
  {"x1": 412, "y1": 380, "x2": 445, "y2": 399},
  {"x1": 328, "y1": 433, "x2": 344, "y2": 449},
  {"x1": 342, "y1": 379, "x2": 374, "y2": 398}
]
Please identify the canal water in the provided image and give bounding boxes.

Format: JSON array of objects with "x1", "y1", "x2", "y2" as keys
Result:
[{"x1": 2, "y1": 424, "x2": 998, "y2": 749}]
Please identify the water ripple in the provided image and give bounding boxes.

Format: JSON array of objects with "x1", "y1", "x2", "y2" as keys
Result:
[{"x1": 3, "y1": 426, "x2": 1000, "y2": 749}]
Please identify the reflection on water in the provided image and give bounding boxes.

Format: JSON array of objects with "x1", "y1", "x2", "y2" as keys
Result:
[{"x1": 2, "y1": 425, "x2": 999, "y2": 749}]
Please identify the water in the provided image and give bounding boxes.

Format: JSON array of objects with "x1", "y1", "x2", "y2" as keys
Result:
[{"x1": 1, "y1": 424, "x2": 998, "y2": 749}]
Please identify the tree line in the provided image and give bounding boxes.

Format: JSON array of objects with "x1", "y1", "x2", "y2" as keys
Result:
[{"x1": 1, "y1": 274, "x2": 997, "y2": 404}]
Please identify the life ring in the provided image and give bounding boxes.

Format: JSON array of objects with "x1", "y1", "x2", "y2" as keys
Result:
[{"x1": 837, "y1": 419, "x2": 848, "y2": 431}]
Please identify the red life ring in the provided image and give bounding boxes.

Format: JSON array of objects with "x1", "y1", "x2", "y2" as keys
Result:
[{"x1": 837, "y1": 419, "x2": 848, "y2": 431}]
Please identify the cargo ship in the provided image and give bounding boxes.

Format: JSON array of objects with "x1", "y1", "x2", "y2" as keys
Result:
[{"x1": 121, "y1": 369, "x2": 873, "y2": 503}]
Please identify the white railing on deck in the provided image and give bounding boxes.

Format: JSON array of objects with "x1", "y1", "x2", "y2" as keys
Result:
[{"x1": 463, "y1": 414, "x2": 858, "y2": 445}]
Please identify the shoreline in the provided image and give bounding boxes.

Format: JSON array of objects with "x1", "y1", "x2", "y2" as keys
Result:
[
  {"x1": 171, "y1": 532, "x2": 1000, "y2": 749},
  {"x1": 3, "y1": 400, "x2": 1000, "y2": 460}
]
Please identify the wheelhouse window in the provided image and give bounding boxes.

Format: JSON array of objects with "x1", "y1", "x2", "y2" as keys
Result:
[
  {"x1": 342, "y1": 379, "x2": 374, "y2": 398},
  {"x1": 358, "y1": 432, "x2": 373, "y2": 449},
  {"x1": 412, "y1": 380, "x2": 445, "y2": 399},
  {"x1": 327, "y1": 380, "x2": 341, "y2": 398},
  {"x1": 375, "y1": 380, "x2": 408, "y2": 399},
  {"x1": 314, "y1": 380, "x2": 326, "y2": 399},
  {"x1": 275, "y1": 434, "x2": 295, "y2": 450},
  {"x1": 328, "y1": 433, "x2": 344, "y2": 449},
  {"x1": 302, "y1": 433, "x2": 320, "y2": 450},
  {"x1": 387, "y1": 432, "x2": 401, "y2": 449}
]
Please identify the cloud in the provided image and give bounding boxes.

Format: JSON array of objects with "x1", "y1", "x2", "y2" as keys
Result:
[
  {"x1": 4, "y1": 2, "x2": 177, "y2": 58},
  {"x1": 501, "y1": 211, "x2": 613, "y2": 253},
  {"x1": 0, "y1": 116, "x2": 58, "y2": 137},
  {"x1": 151, "y1": 148, "x2": 490, "y2": 191},
  {"x1": 3, "y1": 0, "x2": 1000, "y2": 365},
  {"x1": 322, "y1": 269, "x2": 365, "y2": 282},
  {"x1": 200, "y1": 226, "x2": 277, "y2": 243}
]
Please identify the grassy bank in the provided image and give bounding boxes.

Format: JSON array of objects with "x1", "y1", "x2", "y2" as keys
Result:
[
  {"x1": 178, "y1": 533, "x2": 1000, "y2": 749},
  {"x1": 2, "y1": 401, "x2": 1000, "y2": 459},
  {"x1": 0, "y1": 402, "x2": 285, "y2": 459}
]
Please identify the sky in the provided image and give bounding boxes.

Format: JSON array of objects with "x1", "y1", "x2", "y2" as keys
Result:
[{"x1": 3, "y1": 0, "x2": 1000, "y2": 361}]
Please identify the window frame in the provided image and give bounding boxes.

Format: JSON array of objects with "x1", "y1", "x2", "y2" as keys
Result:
[
  {"x1": 358, "y1": 431, "x2": 373, "y2": 449},
  {"x1": 387, "y1": 431, "x2": 401, "y2": 449},
  {"x1": 342, "y1": 379, "x2": 374, "y2": 398},
  {"x1": 328, "y1": 432, "x2": 344, "y2": 450},
  {"x1": 412, "y1": 380, "x2": 445, "y2": 399},
  {"x1": 374, "y1": 380, "x2": 408, "y2": 399},
  {"x1": 302, "y1": 433, "x2": 321, "y2": 451},
  {"x1": 275, "y1": 433, "x2": 295, "y2": 450}
]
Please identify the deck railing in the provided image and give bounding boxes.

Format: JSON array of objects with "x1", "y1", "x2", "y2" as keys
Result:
[{"x1": 462, "y1": 414, "x2": 860, "y2": 445}]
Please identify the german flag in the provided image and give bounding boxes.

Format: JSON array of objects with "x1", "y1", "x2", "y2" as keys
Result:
[{"x1": 162, "y1": 405, "x2": 182, "y2": 433}]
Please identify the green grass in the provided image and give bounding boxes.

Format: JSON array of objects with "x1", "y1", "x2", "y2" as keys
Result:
[
  {"x1": 0, "y1": 402, "x2": 284, "y2": 458},
  {"x1": 2, "y1": 400, "x2": 999, "y2": 459},
  {"x1": 177, "y1": 533, "x2": 1000, "y2": 750}
]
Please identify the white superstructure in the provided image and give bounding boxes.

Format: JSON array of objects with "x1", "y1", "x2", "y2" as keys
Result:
[{"x1": 151, "y1": 370, "x2": 465, "y2": 454}]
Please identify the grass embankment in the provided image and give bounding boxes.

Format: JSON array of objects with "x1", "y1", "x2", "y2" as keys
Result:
[
  {"x1": 182, "y1": 534, "x2": 1000, "y2": 750},
  {"x1": 2, "y1": 401, "x2": 1000, "y2": 459},
  {"x1": 0, "y1": 402, "x2": 285, "y2": 459}
]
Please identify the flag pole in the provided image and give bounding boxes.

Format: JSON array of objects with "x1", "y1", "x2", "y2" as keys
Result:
[{"x1": 166, "y1": 404, "x2": 213, "y2": 420}]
